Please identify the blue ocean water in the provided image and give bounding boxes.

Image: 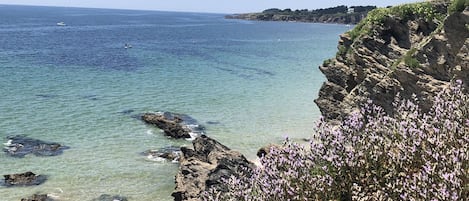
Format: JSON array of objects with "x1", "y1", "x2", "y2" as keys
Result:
[{"x1": 0, "y1": 5, "x2": 350, "y2": 201}]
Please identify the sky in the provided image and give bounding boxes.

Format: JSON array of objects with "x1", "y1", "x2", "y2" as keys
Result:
[{"x1": 0, "y1": 0, "x2": 422, "y2": 14}]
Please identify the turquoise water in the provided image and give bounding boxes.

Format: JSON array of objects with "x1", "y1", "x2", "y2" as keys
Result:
[{"x1": 0, "y1": 5, "x2": 350, "y2": 201}]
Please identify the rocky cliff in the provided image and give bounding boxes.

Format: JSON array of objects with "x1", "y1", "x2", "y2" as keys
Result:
[{"x1": 315, "y1": 1, "x2": 469, "y2": 120}]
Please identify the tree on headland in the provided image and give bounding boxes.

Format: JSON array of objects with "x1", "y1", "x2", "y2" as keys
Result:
[{"x1": 227, "y1": 5, "x2": 376, "y2": 24}]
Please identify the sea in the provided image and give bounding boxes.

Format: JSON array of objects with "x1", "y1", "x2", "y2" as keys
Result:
[{"x1": 0, "y1": 5, "x2": 350, "y2": 201}]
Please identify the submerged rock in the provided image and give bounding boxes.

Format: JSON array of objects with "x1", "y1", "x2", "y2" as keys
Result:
[
  {"x1": 3, "y1": 136, "x2": 70, "y2": 158},
  {"x1": 119, "y1": 109, "x2": 135, "y2": 115},
  {"x1": 91, "y1": 194, "x2": 128, "y2": 201},
  {"x1": 172, "y1": 135, "x2": 255, "y2": 201},
  {"x1": 2, "y1": 171, "x2": 47, "y2": 187},
  {"x1": 21, "y1": 194, "x2": 54, "y2": 201},
  {"x1": 206, "y1": 121, "x2": 220, "y2": 125},
  {"x1": 141, "y1": 112, "x2": 205, "y2": 139},
  {"x1": 142, "y1": 146, "x2": 182, "y2": 163}
]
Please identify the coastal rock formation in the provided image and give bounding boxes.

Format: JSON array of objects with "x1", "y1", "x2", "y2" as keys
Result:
[
  {"x1": 142, "y1": 146, "x2": 182, "y2": 163},
  {"x1": 141, "y1": 112, "x2": 204, "y2": 139},
  {"x1": 21, "y1": 194, "x2": 53, "y2": 201},
  {"x1": 315, "y1": 1, "x2": 468, "y2": 120},
  {"x1": 2, "y1": 171, "x2": 47, "y2": 187},
  {"x1": 172, "y1": 135, "x2": 255, "y2": 201},
  {"x1": 3, "y1": 136, "x2": 70, "y2": 158}
]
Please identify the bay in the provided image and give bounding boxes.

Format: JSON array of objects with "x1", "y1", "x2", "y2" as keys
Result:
[{"x1": 0, "y1": 5, "x2": 350, "y2": 200}]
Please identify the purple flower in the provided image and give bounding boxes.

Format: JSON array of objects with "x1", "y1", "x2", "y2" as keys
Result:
[{"x1": 203, "y1": 82, "x2": 467, "y2": 201}]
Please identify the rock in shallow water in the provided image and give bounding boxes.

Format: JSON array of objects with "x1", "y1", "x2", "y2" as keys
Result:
[
  {"x1": 141, "y1": 112, "x2": 205, "y2": 139},
  {"x1": 2, "y1": 171, "x2": 47, "y2": 187},
  {"x1": 172, "y1": 135, "x2": 255, "y2": 201},
  {"x1": 21, "y1": 194, "x2": 54, "y2": 201},
  {"x1": 91, "y1": 194, "x2": 128, "y2": 201},
  {"x1": 3, "y1": 136, "x2": 70, "y2": 158},
  {"x1": 142, "y1": 146, "x2": 182, "y2": 163}
]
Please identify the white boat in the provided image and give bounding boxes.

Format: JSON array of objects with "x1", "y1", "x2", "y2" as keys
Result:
[
  {"x1": 124, "y1": 44, "x2": 132, "y2": 49},
  {"x1": 57, "y1": 22, "x2": 66, "y2": 26}
]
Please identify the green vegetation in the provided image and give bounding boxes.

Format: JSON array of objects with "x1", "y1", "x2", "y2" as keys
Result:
[
  {"x1": 404, "y1": 48, "x2": 420, "y2": 68},
  {"x1": 322, "y1": 58, "x2": 335, "y2": 66},
  {"x1": 448, "y1": 0, "x2": 469, "y2": 14},
  {"x1": 262, "y1": 5, "x2": 376, "y2": 17},
  {"x1": 336, "y1": 45, "x2": 347, "y2": 57},
  {"x1": 347, "y1": 2, "x2": 445, "y2": 41},
  {"x1": 232, "y1": 6, "x2": 376, "y2": 24}
]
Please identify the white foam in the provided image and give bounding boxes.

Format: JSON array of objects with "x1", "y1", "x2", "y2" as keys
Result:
[
  {"x1": 146, "y1": 129, "x2": 154, "y2": 135},
  {"x1": 185, "y1": 132, "x2": 198, "y2": 141},
  {"x1": 55, "y1": 188, "x2": 64, "y2": 193},
  {"x1": 146, "y1": 155, "x2": 166, "y2": 162},
  {"x1": 186, "y1": 124, "x2": 199, "y2": 128},
  {"x1": 48, "y1": 194, "x2": 61, "y2": 200},
  {"x1": 3, "y1": 140, "x2": 12, "y2": 146},
  {"x1": 154, "y1": 111, "x2": 164, "y2": 115}
]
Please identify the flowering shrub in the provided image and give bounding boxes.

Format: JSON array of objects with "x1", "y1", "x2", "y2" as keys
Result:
[{"x1": 203, "y1": 80, "x2": 468, "y2": 201}]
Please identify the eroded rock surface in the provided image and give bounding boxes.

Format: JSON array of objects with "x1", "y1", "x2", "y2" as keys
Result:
[
  {"x1": 172, "y1": 135, "x2": 255, "y2": 201},
  {"x1": 142, "y1": 112, "x2": 204, "y2": 139},
  {"x1": 2, "y1": 171, "x2": 47, "y2": 187},
  {"x1": 142, "y1": 146, "x2": 182, "y2": 163},
  {"x1": 315, "y1": 2, "x2": 468, "y2": 121},
  {"x1": 21, "y1": 194, "x2": 54, "y2": 201}
]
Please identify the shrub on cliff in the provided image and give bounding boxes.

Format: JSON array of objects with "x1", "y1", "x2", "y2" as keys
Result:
[
  {"x1": 449, "y1": 0, "x2": 469, "y2": 13},
  {"x1": 203, "y1": 80, "x2": 468, "y2": 201},
  {"x1": 348, "y1": 2, "x2": 444, "y2": 41}
]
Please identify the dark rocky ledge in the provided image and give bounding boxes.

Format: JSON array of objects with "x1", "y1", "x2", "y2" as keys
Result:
[
  {"x1": 172, "y1": 135, "x2": 255, "y2": 201},
  {"x1": 142, "y1": 146, "x2": 182, "y2": 163},
  {"x1": 141, "y1": 112, "x2": 205, "y2": 139},
  {"x1": 2, "y1": 171, "x2": 47, "y2": 187},
  {"x1": 3, "y1": 135, "x2": 70, "y2": 158},
  {"x1": 21, "y1": 194, "x2": 54, "y2": 201}
]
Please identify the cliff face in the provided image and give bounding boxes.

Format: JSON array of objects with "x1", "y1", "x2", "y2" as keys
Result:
[{"x1": 315, "y1": 1, "x2": 469, "y2": 120}]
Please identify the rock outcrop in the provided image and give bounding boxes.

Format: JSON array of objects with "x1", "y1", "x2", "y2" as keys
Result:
[
  {"x1": 315, "y1": 1, "x2": 469, "y2": 120},
  {"x1": 172, "y1": 135, "x2": 255, "y2": 201},
  {"x1": 2, "y1": 171, "x2": 47, "y2": 187},
  {"x1": 142, "y1": 112, "x2": 204, "y2": 139},
  {"x1": 21, "y1": 194, "x2": 53, "y2": 201},
  {"x1": 142, "y1": 146, "x2": 182, "y2": 163},
  {"x1": 3, "y1": 136, "x2": 70, "y2": 158}
]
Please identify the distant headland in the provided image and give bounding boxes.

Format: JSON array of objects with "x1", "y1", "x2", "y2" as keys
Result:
[{"x1": 225, "y1": 5, "x2": 377, "y2": 24}]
